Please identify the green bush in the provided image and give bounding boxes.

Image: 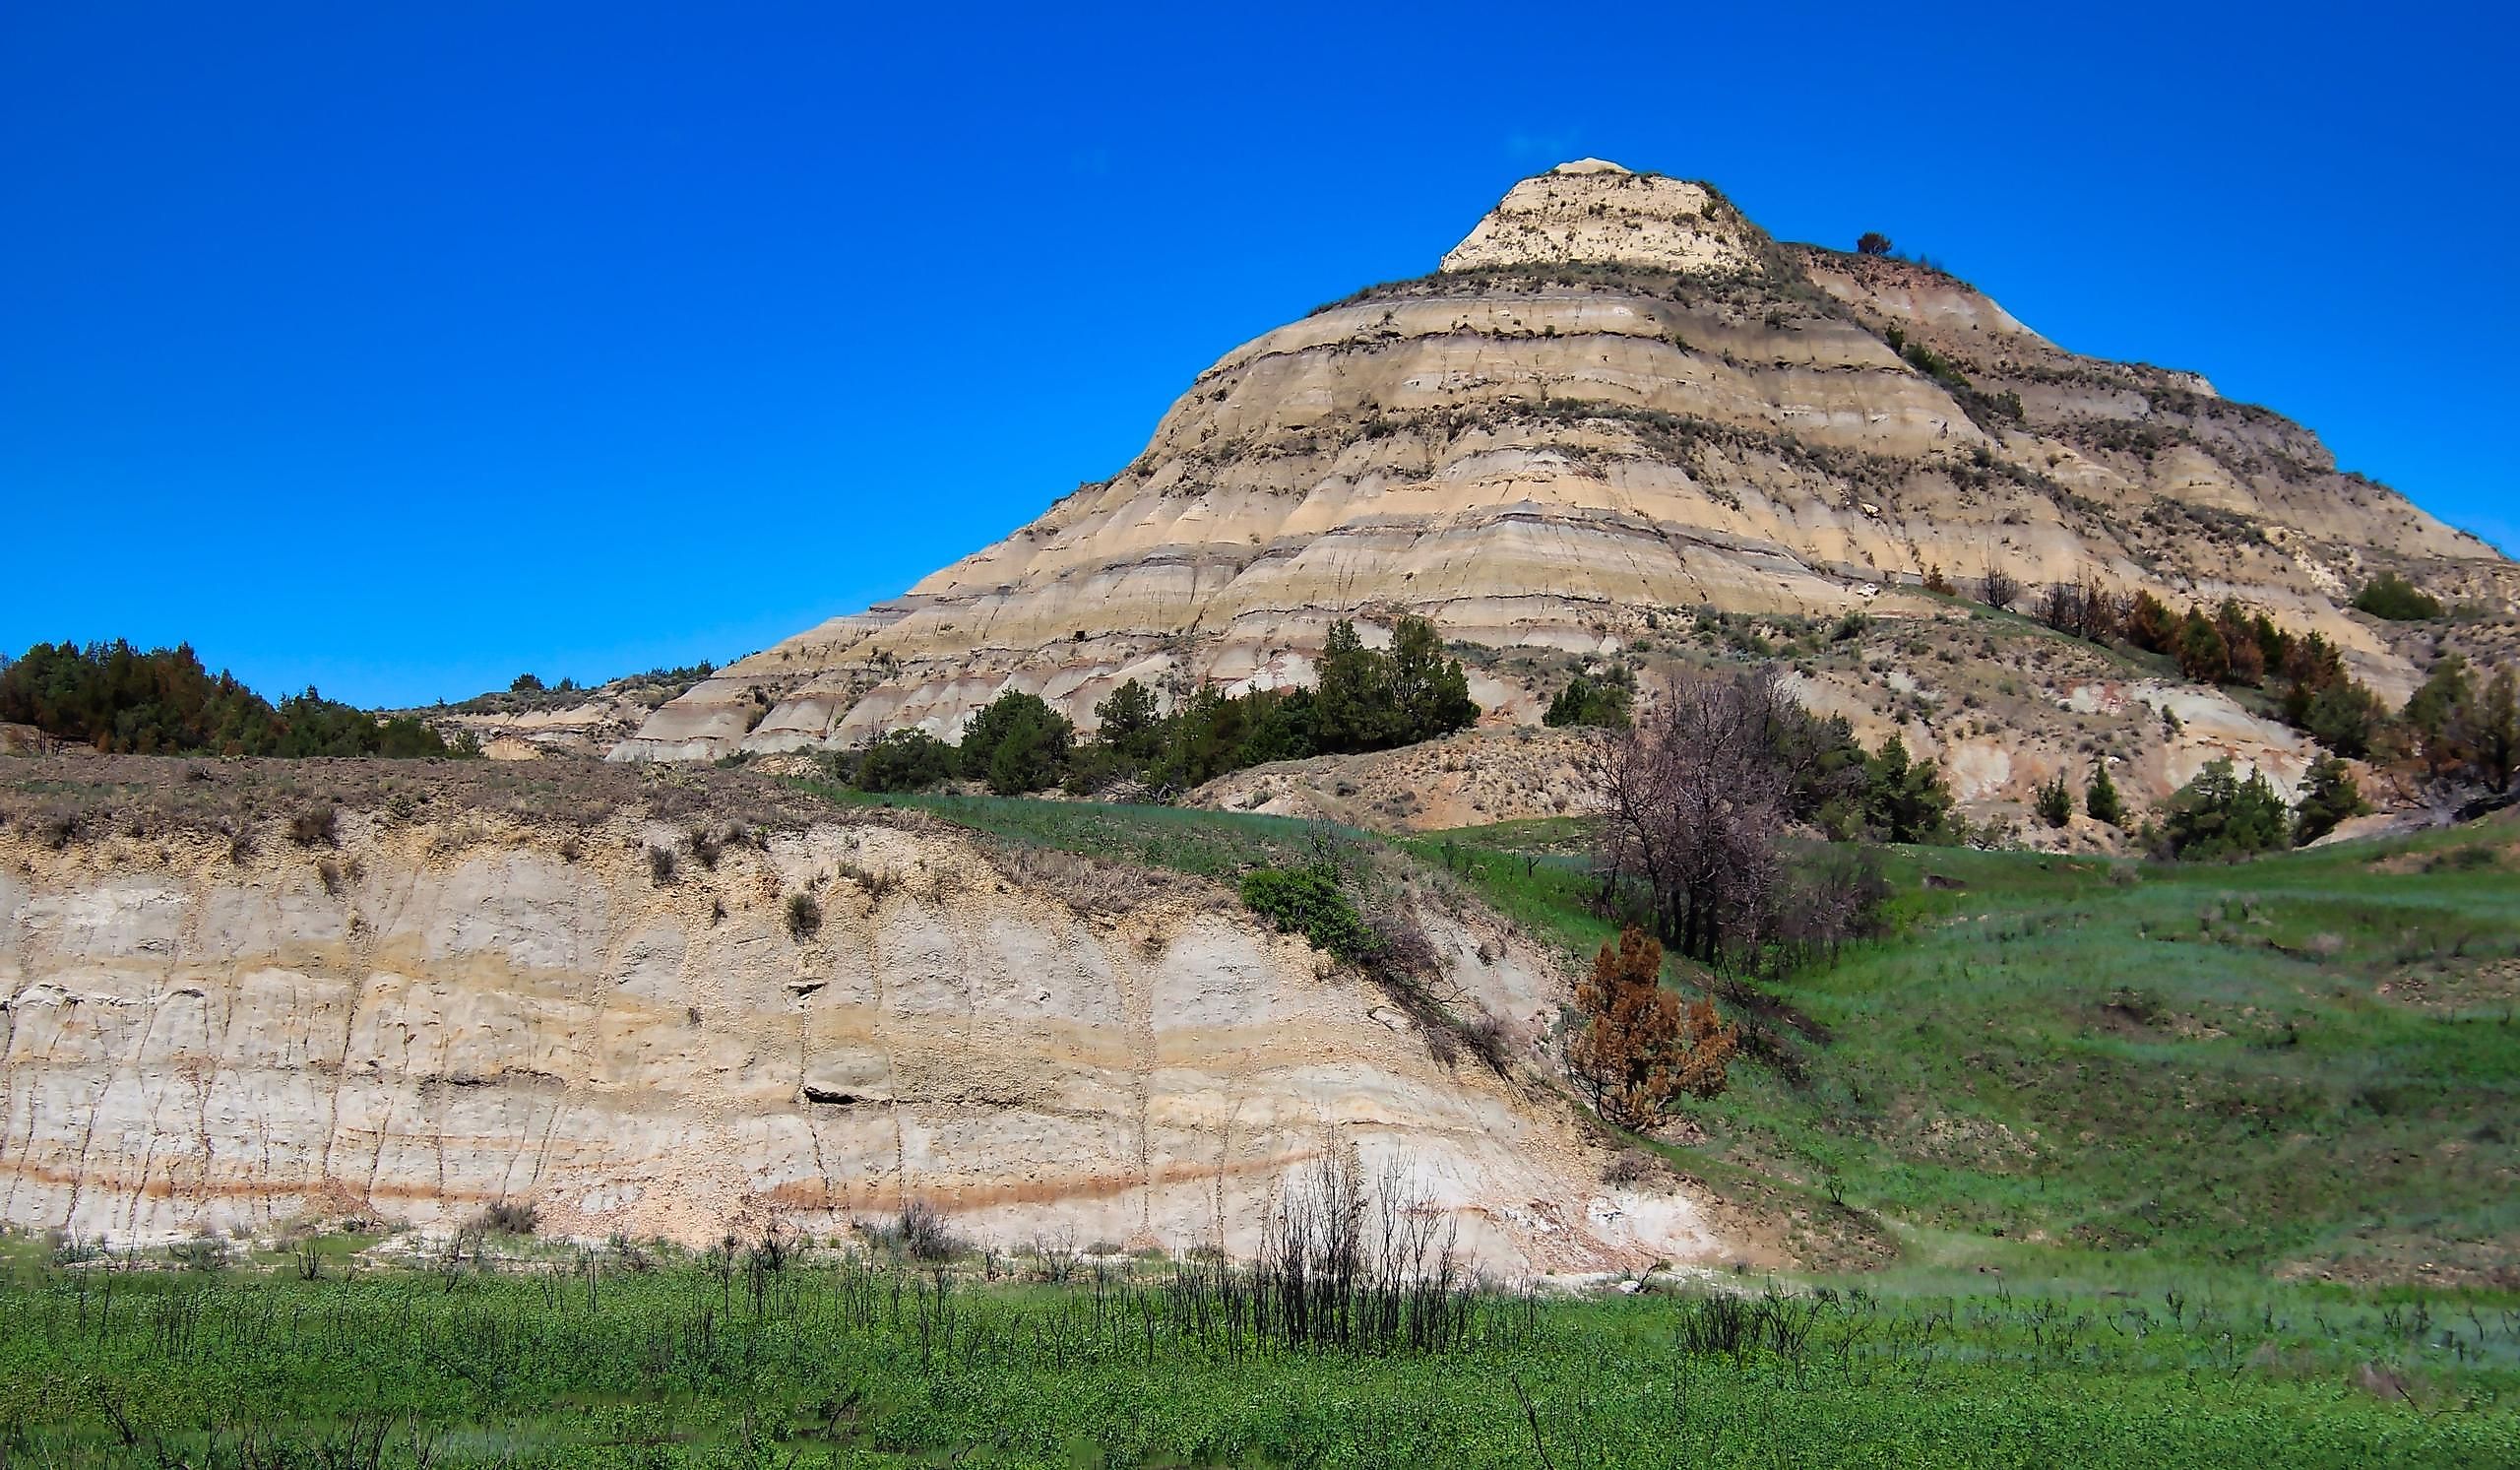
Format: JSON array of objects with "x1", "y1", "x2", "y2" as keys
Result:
[
  {"x1": 1543, "y1": 670, "x2": 1633, "y2": 730},
  {"x1": 2033, "y1": 774, "x2": 2074, "y2": 828},
  {"x1": 2163, "y1": 758, "x2": 2289, "y2": 860},
  {"x1": 1863, "y1": 735, "x2": 1954, "y2": 844},
  {"x1": 2291, "y1": 754, "x2": 2366, "y2": 847},
  {"x1": 1238, "y1": 864, "x2": 1379, "y2": 963},
  {"x1": 959, "y1": 691, "x2": 1073, "y2": 796},
  {"x1": 0, "y1": 639, "x2": 461, "y2": 758},
  {"x1": 2085, "y1": 764, "x2": 2123, "y2": 826},
  {"x1": 853, "y1": 730, "x2": 958, "y2": 793},
  {"x1": 2352, "y1": 571, "x2": 2441, "y2": 621}
]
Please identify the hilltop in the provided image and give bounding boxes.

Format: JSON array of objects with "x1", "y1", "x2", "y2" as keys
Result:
[{"x1": 610, "y1": 160, "x2": 2516, "y2": 827}]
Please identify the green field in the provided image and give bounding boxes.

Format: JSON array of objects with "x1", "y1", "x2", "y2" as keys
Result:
[
  {"x1": 4, "y1": 1250, "x2": 2514, "y2": 1466},
  {"x1": 7, "y1": 793, "x2": 2516, "y2": 1464}
]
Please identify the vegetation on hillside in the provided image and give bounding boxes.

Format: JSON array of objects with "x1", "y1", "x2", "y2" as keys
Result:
[
  {"x1": 0, "y1": 640, "x2": 466, "y2": 758},
  {"x1": 837, "y1": 616, "x2": 1481, "y2": 799}
]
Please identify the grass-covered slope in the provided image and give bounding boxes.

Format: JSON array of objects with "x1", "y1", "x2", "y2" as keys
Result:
[{"x1": 1418, "y1": 811, "x2": 2520, "y2": 1285}]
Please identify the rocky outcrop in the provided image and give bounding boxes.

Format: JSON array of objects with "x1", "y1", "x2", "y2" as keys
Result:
[
  {"x1": 0, "y1": 796, "x2": 1718, "y2": 1272},
  {"x1": 613, "y1": 160, "x2": 2517, "y2": 805}
]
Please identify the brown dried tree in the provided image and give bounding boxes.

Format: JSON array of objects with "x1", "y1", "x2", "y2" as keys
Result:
[{"x1": 1566, "y1": 927, "x2": 1738, "y2": 1127}]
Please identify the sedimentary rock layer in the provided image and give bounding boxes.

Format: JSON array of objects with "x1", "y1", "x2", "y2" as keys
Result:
[
  {"x1": 615, "y1": 160, "x2": 2516, "y2": 773},
  {"x1": 0, "y1": 802, "x2": 1711, "y2": 1271}
]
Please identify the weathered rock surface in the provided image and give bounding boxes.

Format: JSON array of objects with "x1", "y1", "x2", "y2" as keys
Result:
[
  {"x1": 0, "y1": 804, "x2": 1717, "y2": 1272},
  {"x1": 615, "y1": 160, "x2": 2517, "y2": 799}
]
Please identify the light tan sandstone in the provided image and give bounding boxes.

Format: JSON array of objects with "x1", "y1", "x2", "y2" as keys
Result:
[
  {"x1": 612, "y1": 161, "x2": 2516, "y2": 819},
  {"x1": 0, "y1": 805, "x2": 1721, "y2": 1273}
]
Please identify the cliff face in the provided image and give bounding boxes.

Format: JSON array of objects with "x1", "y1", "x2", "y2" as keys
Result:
[
  {"x1": 0, "y1": 792, "x2": 1713, "y2": 1272},
  {"x1": 613, "y1": 160, "x2": 2514, "y2": 783}
]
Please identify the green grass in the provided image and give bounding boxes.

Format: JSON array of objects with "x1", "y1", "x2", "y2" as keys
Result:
[
  {"x1": 810, "y1": 785, "x2": 2520, "y2": 1285},
  {"x1": 3, "y1": 1254, "x2": 2512, "y2": 1466},
  {"x1": 10, "y1": 800, "x2": 2517, "y2": 1463},
  {"x1": 802, "y1": 784, "x2": 1360, "y2": 881},
  {"x1": 1424, "y1": 812, "x2": 2520, "y2": 1282}
]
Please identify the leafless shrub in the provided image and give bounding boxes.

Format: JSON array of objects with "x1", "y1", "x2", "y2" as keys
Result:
[
  {"x1": 1980, "y1": 567, "x2": 2021, "y2": 610},
  {"x1": 1603, "y1": 1149, "x2": 1659, "y2": 1186},
  {"x1": 287, "y1": 804, "x2": 338, "y2": 848},
  {"x1": 1599, "y1": 668, "x2": 1789, "y2": 967},
  {"x1": 1460, "y1": 1013, "x2": 1514, "y2": 1075},
  {"x1": 1028, "y1": 1229, "x2": 1080, "y2": 1284},
  {"x1": 901, "y1": 1199, "x2": 958, "y2": 1261},
  {"x1": 989, "y1": 844, "x2": 1190, "y2": 917},
  {"x1": 685, "y1": 824, "x2": 724, "y2": 869},
  {"x1": 647, "y1": 845, "x2": 677, "y2": 886},
  {"x1": 479, "y1": 1198, "x2": 538, "y2": 1236}
]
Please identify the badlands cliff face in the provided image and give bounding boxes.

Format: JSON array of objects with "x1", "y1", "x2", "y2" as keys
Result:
[
  {"x1": 615, "y1": 160, "x2": 2516, "y2": 779},
  {"x1": 0, "y1": 765, "x2": 1715, "y2": 1271}
]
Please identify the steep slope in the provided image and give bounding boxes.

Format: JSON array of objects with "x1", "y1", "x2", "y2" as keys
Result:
[
  {"x1": 615, "y1": 160, "x2": 2516, "y2": 788},
  {"x1": 0, "y1": 758, "x2": 1720, "y2": 1272}
]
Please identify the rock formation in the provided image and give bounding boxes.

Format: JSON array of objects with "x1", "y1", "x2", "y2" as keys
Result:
[
  {"x1": 617, "y1": 160, "x2": 2513, "y2": 809},
  {"x1": 0, "y1": 766, "x2": 1717, "y2": 1271}
]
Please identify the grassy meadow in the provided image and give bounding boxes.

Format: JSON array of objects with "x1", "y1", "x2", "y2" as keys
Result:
[{"x1": 7, "y1": 789, "x2": 2517, "y2": 1464}]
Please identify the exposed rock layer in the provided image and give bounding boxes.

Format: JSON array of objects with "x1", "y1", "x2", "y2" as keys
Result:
[
  {"x1": 616, "y1": 161, "x2": 2516, "y2": 800},
  {"x1": 0, "y1": 789, "x2": 1713, "y2": 1271}
]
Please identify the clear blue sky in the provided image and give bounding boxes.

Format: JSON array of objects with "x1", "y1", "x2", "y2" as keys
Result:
[{"x1": 5, "y1": 4, "x2": 2511, "y2": 708}]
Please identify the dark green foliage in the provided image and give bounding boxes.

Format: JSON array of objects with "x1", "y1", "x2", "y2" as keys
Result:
[
  {"x1": 1091, "y1": 678, "x2": 1164, "y2": 761},
  {"x1": 2301, "y1": 678, "x2": 2387, "y2": 759},
  {"x1": 2085, "y1": 764, "x2": 2124, "y2": 827},
  {"x1": 959, "y1": 691, "x2": 1074, "y2": 795},
  {"x1": 2351, "y1": 571, "x2": 2441, "y2": 621},
  {"x1": 1856, "y1": 230, "x2": 1893, "y2": 255},
  {"x1": 2291, "y1": 754, "x2": 2366, "y2": 847},
  {"x1": 1863, "y1": 735, "x2": 1953, "y2": 844},
  {"x1": 2163, "y1": 757, "x2": 2289, "y2": 860},
  {"x1": 1315, "y1": 616, "x2": 1479, "y2": 753},
  {"x1": 784, "y1": 891, "x2": 822, "y2": 939},
  {"x1": 1147, "y1": 685, "x2": 1320, "y2": 791},
  {"x1": 510, "y1": 672, "x2": 545, "y2": 693},
  {"x1": 1059, "y1": 616, "x2": 1480, "y2": 799},
  {"x1": 2473, "y1": 668, "x2": 2518, "y2": 793},
  {"x1": 2174, "y1": 609, "x2": 2230, "y2": 683},
  {"x1": 1542, "y1": 668, "x2": 1633, "y2": 729},
  {"x1": 852, "y1": 729, "x2": 958, "y2": 793},
  {"x1": 2402, "y1": 654, "x2": 2474, "y2": 775},
  {"x1": 1238, "y1": 863, "x2": 1379, "y2": 962},
  {"x1": 2034, "y1": 773, "x2": 2074, "y2": 828},
  {"x1": 0, "y1": 639, "x2": 459, "y2": 758}
]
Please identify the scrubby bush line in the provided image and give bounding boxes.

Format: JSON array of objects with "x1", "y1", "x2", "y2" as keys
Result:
[{"x1": 1, "y1": 640, "x2": 467, "y2": 759}]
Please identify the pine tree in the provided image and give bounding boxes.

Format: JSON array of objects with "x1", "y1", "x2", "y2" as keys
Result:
[{"x1": 2085, "y1": 763, "x2": 2124, "y2": 826}]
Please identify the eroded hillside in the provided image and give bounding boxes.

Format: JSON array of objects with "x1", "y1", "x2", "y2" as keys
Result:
[
  {"x1": 616, "y1": 160, "x2": 2516, "y2": 799},
  {"x1": 0, "y1": 758, "x2": 1734, "y2": 1273}
]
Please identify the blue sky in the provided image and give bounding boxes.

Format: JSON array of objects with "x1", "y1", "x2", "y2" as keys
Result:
[{"x1": 4, "y1": 3, "x2": 2511, "y2": 708}]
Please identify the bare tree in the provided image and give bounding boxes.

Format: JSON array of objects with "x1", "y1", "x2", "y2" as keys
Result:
[
  {"x1": 2037, "y1": 581, "x2": 2084, "y2": 634},
  {"x1": 1980, "y1": 566, "x2": 2021, "y2": 611},
  {"x1": 1599, "y1": 669, "x2": 1788, "y2": 966}
]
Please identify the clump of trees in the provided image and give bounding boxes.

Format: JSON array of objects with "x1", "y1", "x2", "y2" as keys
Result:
[
  {"x1": 1543, "y1": 665, "x2": 1634, "y2": 730},
  {"x1": 847, "y1": 616, "x2": 1482, "y2": 799},
  {"x1": 1566, "y1": 927, "x2": 1737, "y2": 1127},
  {"x1": 2401, "y1": 655, "x2": 2520, "y2": 794},
  {"x1": 0, "y1": 640, "x2": 462, "y2": 758},
  {"x1": 2013, "y1": 584, "x2": 2396, "y2": 760},
  {"x1": 2156, "y1": 754, "x2": 2369, "y2": 858}
]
